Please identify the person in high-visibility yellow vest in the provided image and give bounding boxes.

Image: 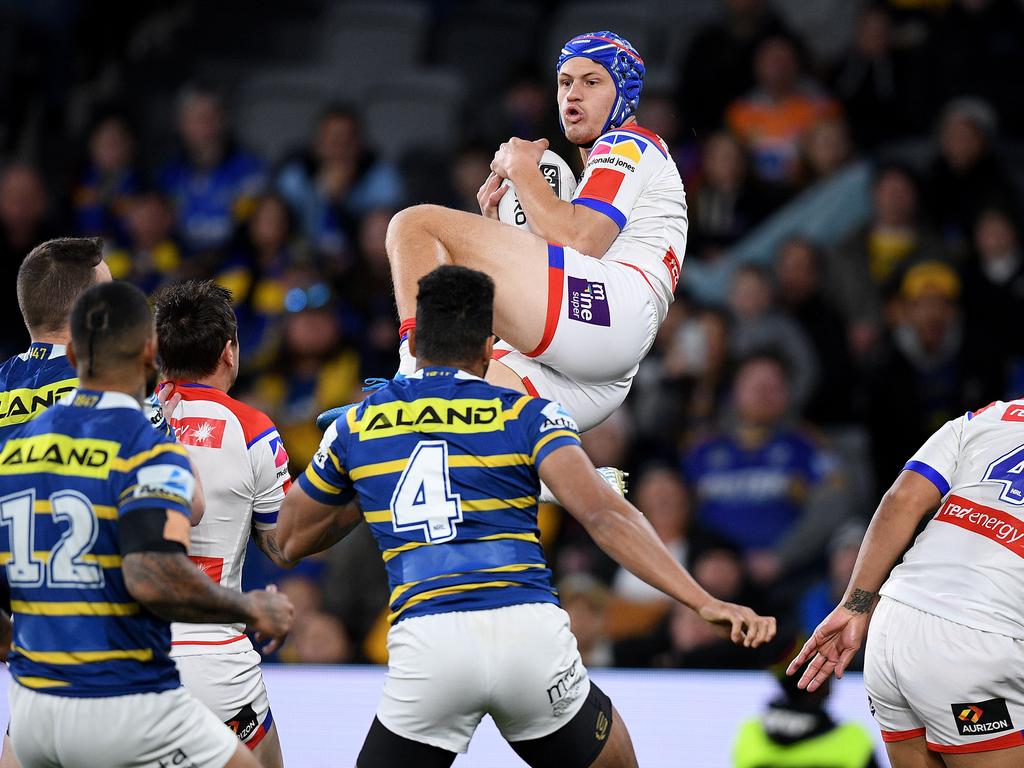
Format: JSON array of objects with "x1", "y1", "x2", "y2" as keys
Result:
[{"x1": 734, "y1": 663, "x2": 880, "y2": 768}]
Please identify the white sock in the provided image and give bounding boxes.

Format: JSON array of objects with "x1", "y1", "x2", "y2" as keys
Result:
[{"x1": 397, "y1": 336, "x2": 417, "y2": 377}]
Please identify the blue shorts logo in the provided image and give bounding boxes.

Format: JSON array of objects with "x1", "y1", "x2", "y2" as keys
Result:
[{"x1": 567, "y1": 278, "x2": 610, "y2": 326}]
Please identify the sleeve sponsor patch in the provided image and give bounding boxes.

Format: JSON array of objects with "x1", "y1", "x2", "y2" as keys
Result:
[
  {"x1": 133, "y1": 463, "x2": 195, "y2": 504},
  {"x1": 540, "y1": 402, "x2": 579, "y2": 434},
  {"x1": 171, "y1": 417, "x2": 227, "y2": 448}
]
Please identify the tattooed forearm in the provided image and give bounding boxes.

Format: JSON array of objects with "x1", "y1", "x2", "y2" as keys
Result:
[
  {"x1": 122, "y1": 551, "x2": 253, "y2": 624},
  {"x1": 254, "y1": 528, "x2": 295, "y2": 569},
  {"x1": 843, "y1": 588, "x2": 875, "y2": 614}
]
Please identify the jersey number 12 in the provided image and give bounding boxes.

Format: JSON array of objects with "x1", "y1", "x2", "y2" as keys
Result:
[{"x1": 390, "y1": 440, "x2": 463, "y2": 543}]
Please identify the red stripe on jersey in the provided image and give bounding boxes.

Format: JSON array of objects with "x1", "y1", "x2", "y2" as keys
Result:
[
  {"x1": 579, "y1": 168, "x2": 625, "y2": 205},
  {"x1": 881, "y1": 728, "x2": 926, "y2": 743},
  {"x1": 171, "y1": 634, "x2": 247, "y2": 647},
  {"x1": 615, "y1": 261, "x2": 657, "y2": 295},
  {"x1": 492, "y1": 349, "x2": 512, "y2": 360},
  {"x1": 525, "y1": 245, "x2": 565, "y2": 358},
  {"x1": 928, "y1": 731, "x2": 1024, "y2": 753},
  {"x1": 522, "y1": 377, "x2": 540, "y2": 397},
  {"x1": 935, "y1": 495, "x2": 1024, "y2": 558}
]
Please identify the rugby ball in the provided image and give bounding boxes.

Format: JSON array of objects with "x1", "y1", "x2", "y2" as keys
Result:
[{"x1": 497, "y1": 149, "x2": 578, "y2": 232}]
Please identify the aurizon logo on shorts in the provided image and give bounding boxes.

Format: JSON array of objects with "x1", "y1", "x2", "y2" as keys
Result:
[{"x1": 937, "y1": 495, "x2": 1024, "y2": 556}]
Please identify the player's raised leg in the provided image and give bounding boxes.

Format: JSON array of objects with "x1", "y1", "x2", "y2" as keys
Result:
[
  {"x1": 0, "y1": 734, "x2": 19, "y2": 768},
  {"x1": 225, "y1": 743, "x2": 263, "y2": 768},
  {"x1": 251, "y1": 726, "x2": 284, "y2": 768},
  {"x1": 941, "y1": 746, "x2": 1024, "y2": 767},
  {"x1": 883, "y1": 737, "x2": 946, "y2": 768},
  {"x1": 386, "y1": 204, "x2": 553, "y2": 359}
]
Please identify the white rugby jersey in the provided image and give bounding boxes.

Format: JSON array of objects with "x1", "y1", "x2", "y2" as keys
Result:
[
  {"x1": 882, "y1": 400, "x2": 1024, "y2": 639},
  {"x1": 166, "y1": 382, "x2": 290, "y2": 656},
  {"x1": 572, "y1": 123, "x2": 688, "y2": 312}
]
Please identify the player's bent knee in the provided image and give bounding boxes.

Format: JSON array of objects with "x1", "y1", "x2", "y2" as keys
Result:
[
  {"x1": 356, "y1": 717, "x2": 457, "y2": 768},
  {"x1": 385, "y1": 204, "x2": 447, "y2": 254},
  {"x1": 509, "y1": 681, "x2": 624, "y2": 768}
]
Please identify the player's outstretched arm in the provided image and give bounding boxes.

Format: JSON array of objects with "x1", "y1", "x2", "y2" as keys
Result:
[
  {"x1": 276, "y1": 484, "x2": 362, "y2": 564},
  {"x1": 491, "y1": 137, "x2": 619, "y2": 257},
  {"x1": 788, "y1": 469, "x2": 941, "y2": 691},
  {"x1": 252, "y1": 527, "x2": 295, "y2": 570},
  {"x1": 540, "y1": 445, "x2": 776, "y2": 648}
]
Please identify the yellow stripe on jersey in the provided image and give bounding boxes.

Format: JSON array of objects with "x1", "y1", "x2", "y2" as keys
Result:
[
  {"x1": 349, "y1": 452, "x2": 531, "y2": 481},
  {"x1": 363, "y1": 496, "x2": 536, "y2": 524},
  {"x1": 0, "y1": 435, "x2": 121, "y2": 479},
  {"x1": 382, "y1": 532, "x2": 541, "y2": 562},
  {"x1": 389, "y1": 563, "x2": 547, "y2": 605},
  {"x1": 11, "y1": 600, "x2": 139, "y2": 616},
  {"x1": 12, "y1": 646, "x2": 153, "y2": 664},
  {"x1": 357, "y1": 398, "x2": 505, "y2": 441},
  {"x1": 530, "y1": 430, "x2": 579, "y2": 463},
  {"x1": 0, "y1": 378, "x2": 78, "y2": 428},
  {"x1": 346, "y1": 406, "x2": 361, "y2": 434},
  {"x1": 12, "y1": 676, "x2": 71, "y2": 689},
  {"x1": 304, "y1": 465, "x2": 343, "y2": 495},
  {"x1": 0, "y1": 552, "x2": 121, "y2": 568},
  {"x1": 504, "y1": 395, "x2": 532, "y2": 421},
  {"x1": 388, "y1": 580, "x2": 527, "y2": 623},
  {"x1": 111, "y1": 442, "x2": 188, "y2": 473},
  {"x1": 34, "y1": 499, "x2": 117, "y2": 520}
]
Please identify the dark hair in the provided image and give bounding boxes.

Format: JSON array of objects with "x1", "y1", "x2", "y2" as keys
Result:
[
  {"x1": 734, "y1": 346, "x2": 792, "y2": 381},
  {"x1": 70, "y1": 281, "x2": 152, "y2": 379},
  {"x1": 415, "y1": 266, "x2": 494, "y2": 364},
  {"x1": 152, "y1": 280, "x2": 238, "y2": 381},
  {"x1": 17, "y1": 237, "x2": 104, "y2": 335}
]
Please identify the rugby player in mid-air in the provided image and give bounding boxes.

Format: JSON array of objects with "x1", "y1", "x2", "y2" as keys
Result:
[
  {"x1": 154, "y1": 281, "x2": 294, "y2": 766},
  {"x1": 0, "y1": 281, "x2": 293, "y2": 768},
  {"x1": 0, "y1": 238, "x2": 203, "y2": 768},
  {"x1": 789, "y1": 399, "x2": 1024, "y2": 766},
  {"x1": 280, "y1": 266, "x2": 774, "y2": 768},
  {"x1": 320, "y1": 30, "x2": 686, "y2": 437}
]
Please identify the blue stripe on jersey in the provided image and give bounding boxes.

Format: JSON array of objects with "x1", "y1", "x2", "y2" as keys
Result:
[
  {"x1": 573, "y1": 198, "x2": 627, "y2": 229},
  {"x1": 0, "y1": 390, "x2": 193, "y2": 697},
  {"x1": 904, "y1": 459, "x2": 950, "y2": 497},
  {"x1": 307, "y1": 368, "x2": 580, "y2": 623}
]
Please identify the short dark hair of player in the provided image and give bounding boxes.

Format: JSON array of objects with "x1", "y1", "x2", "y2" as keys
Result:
[
  {"x1": 415, "y1": 266, "x2": 494, "y2": 364},
  {"x1": 152, "y1": 280, "x2": 237, "y2": 381},
  {"x1": 17, "y1": 237, "x2": 103, "y2": 336},
  {"x1": 70, "y1": 281, "x2": 153, "y2": 379}
]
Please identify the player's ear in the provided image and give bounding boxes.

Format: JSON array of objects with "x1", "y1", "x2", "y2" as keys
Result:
[
  {"x1": 220, "y1": 338, "x2": 235, "y2": 370},
  {"x1": 66, "y1": 342, "x2": 78, "y2": 370},
  {"x1": 407, "y1": 327, "x2": 417, "y2": 358},
  {"x1": 482, "y1": 335, "x2": 495, "y2": 370}
]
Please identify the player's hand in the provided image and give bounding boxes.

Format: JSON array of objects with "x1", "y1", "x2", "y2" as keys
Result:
[
  {"x1": 698, "y1": 599, "x2": 776, "y2": 648},
  {"x1": 786, "y1": 606, "x2": 869, "y2": 692},
  {"x1": 246, "y1": 584, "x2": 294, "y2": 654},
  {"x1": 478, "y1": 172, "x2": 508, "y2": 219},
  {"x1": 157, "y1": 383, "x2": 182, "y2": 418},
  {"x1": 490, "y1": 137, "x2": 548, "y2": 182}
]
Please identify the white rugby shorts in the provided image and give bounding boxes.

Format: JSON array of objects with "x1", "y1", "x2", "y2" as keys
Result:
[
  {"x1": 865, "y1": 596, "x2": 1024, "y2": 754},
  {"x1": 492, "y1": 244, "x2": 663, "y2": 432},
  {"x1": 175, "y1": 649, "x2": 275, "y2": 749},
  {"x1": 9, "y1": 682, "x2": 238, "y2": 768},
  {"x1": 377, "y1": 602, "x2": 591, "y2": 753}
]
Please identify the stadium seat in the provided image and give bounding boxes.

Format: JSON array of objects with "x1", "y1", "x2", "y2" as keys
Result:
[
  {"x1": 434, "y1": 5, "x2": 542, "y2": 95},
  {"x1": 234, "y1": 69, "x2": 336, "y2": 163},
  {"x1": 643, "y1": 0, "x2": 721, "y2": 92},
  {"x1": 362, "y1": 70, "x2": 466, "y2": 161},
  {"x1": 318, "y1": 2, "x2": 429, "y2": 79}
]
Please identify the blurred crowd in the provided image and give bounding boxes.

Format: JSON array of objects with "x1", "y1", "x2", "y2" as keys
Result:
[{"x1": 3, "y1": 0, "x2": 1024, "y2": 668}]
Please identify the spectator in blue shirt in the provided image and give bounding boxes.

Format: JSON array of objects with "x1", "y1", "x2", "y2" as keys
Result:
[
  {"x1": 682, "y1": 350, "x2": 849, "y2": 586},
  {"x1": 73, "y1": 113, "x2": 141, "y2": 240},
  {"x1": 277, "y1": 104, "x2": 403, "y2": 260},
  {"x1": 158, "y1": 84, "x2": 266, "y2": 257}
]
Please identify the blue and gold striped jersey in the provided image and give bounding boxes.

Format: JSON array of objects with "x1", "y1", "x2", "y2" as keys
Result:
[
  {"x1": 299, "y1": 367, "x2": 582, "y2": 624},
  {"x1": 0, "y1": 389, "x2": 195, "y2": 697},
  {"x1": 0, "y1": 343, "x2": 78, "y2": 443}
]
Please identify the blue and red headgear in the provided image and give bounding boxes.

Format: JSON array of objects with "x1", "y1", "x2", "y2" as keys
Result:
[{"x1": 557, "y1": 31, "x2": 645, "y2": 138}]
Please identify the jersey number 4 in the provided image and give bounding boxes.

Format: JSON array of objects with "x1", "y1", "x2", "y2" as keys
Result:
[
  {"x1": 0, "y1": 489, "x2": 103, "y2": 588},
  {"x1": 983, "y1": 444, "x2": 1024, "y2": 506},
  {"x1": 390, "y1": 440, "x2": 463, "y2": 543}
]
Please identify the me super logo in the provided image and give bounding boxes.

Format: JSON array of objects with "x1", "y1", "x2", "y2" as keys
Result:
[
  {"x1": 951, "y1": 698, "x2": 1014, "y2": 736},
  {"x1": 567, "y1": 278, "x2": 610, "y2": 326}
]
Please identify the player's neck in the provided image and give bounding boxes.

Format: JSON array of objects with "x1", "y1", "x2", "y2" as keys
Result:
[
  {"x1": 30, "y1": 330, "x2": 70, "y2": 347},
  {"x1": 76, "y1": 375, "x2": 145, "y2": 402},
  {"x1": 417, "y1": 357, "x2": 486, "y2": 379},
  {"x1": 180, "y1": 367, "x2": 234, "y2": 393}
]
